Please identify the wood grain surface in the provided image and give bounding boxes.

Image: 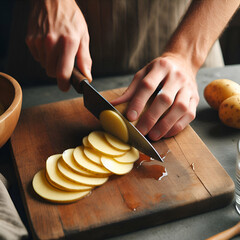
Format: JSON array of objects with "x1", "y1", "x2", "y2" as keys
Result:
[{"x1": 10, "y1": 88, "x2": 234, "y2": 240}]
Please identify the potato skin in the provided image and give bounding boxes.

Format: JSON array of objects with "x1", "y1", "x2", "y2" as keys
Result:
[
  {"x1": 218, "y1": 95, "x2": 240, "y2": 129},
  {"x1": 204, "y1": 79, "x2": 240, "y2": 110}
]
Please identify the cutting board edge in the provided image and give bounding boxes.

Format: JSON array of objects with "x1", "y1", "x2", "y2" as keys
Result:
[
  {"x1": 56, "y1": 190, "x2": 234, "y2": 240},
  {"x1": 9, "y1": 145, "x2": 42, "y2": 240},
  {"x1": 172, "y1": 125, "x2": 236, "y2": 198}
]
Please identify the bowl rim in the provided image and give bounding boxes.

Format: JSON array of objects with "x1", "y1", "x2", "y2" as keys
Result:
[{"x1": 0, "y1": 72, "x2": 22, "y2": 122}]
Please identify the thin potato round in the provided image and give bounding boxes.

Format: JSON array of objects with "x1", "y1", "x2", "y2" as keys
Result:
[
  {"x1": 100, "y1": 110, "x2": 129, "y2": 142},
  {"x1": 32, "y1": 169, "x2": 91, "y2": 203},
  {"x1": 83, "y1": 147, "x2": 102, "y2": 165},
  {"x1": 57, "y1": 157, "x2": 108, "y2": 186},
  {"x1": 218, "y1": 95, "x2": 240, "y2": 129},
  {"x1": 82, "y1": 136, "x2": 91, "y2": 147},
  {"x1": 114, "y1": 147, "x2": 139, "y2": 163},
  {"x1": 74, "y1": 146, "x2": 111, "y2": 175},
  {"x1": 46, "y1": 154, "x2": 92, "y2": 192},
  {"x1": 101, "y1": 156, "x2": 134, "y2": 175},
  {"x1": 46, "y1": 173, "x2": 64, "y2": 189},
  {"x1": 104, "y1": 132, "x2": 130, "y2": 151},
  {"x1": 45, "y1": 172, "x2": 91, "y2": 193},
  {"x1": 62, "y1": 148, "x2": 94, "y2": 176},
  {"x1": 88, "y1": 131, "x2": 125, "y2": 156}
]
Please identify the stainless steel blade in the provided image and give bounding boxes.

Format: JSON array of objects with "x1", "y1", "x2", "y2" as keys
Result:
[
  {"x1": 71, "y1": 67, "x2": 163, "y2": 161},
  {"x1": 81, "y1": 80, "x2": 163, "y2": 161}
]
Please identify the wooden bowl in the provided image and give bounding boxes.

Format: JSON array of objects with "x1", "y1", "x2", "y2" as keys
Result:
[{"x1": 0, "y1": 72, "x2": 22, "y2": 148}]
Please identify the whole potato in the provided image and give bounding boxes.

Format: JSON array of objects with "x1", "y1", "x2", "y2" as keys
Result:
[
  {"x1": 218, "y1": 95, "x2": 240, "y2": 129},
  {"x1": 204, "y1": 79, "x2": 240, "y2": 110}
]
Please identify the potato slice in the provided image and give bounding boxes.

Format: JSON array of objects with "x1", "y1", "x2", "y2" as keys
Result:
[
  {"x1": 62, "y1": 148, "x2": 94, "y2": 176},
  {"x1": 101, "y1": 156, "x2": 134, "y2": 175},
  {"x1": 88, "y1": 131, "x2": 125, "y2": 156},
  {"x1": 114, "y1": 147, "x2": 139, "y2": 163},
  {"x1": 32, "y1": 169, "x2": 91, "y2": 203},
  {"x1": 83, "y1": 147, "x2": 102, "y2": 165},
  {"x1": 74, "y1": 146, "x2": 111, "y2": 175},
  {"x1": 82, "y1": 136, "x2": 91, "y2": 147},
  {"x1": 99, "y1": 110, "x2": 128, "y2": 142},
  {"x1": 46, "y1": 154, "x2": 92, "y2": 192},
  {"x1": 45, "y1": 173, "x2": 90, "y2": 193},
  {"x1": 104, "y1": 132, "x2": 130, "y2": 151},
  {"x1": 57, "y1": 157, "x2": 108, "y2": 186}
]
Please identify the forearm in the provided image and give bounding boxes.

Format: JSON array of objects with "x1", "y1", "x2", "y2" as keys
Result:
[{"x1": 164, "y1": 0, "x2": 240, "y2": 74}]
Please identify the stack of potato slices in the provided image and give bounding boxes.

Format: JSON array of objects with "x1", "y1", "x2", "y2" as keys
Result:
[{"x1": 32, "y1": 130, "x2": 139, "y2": 203}]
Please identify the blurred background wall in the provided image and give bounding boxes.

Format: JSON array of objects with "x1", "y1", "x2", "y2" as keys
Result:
[{"x1": 0, "y1": 0, "x2": 15, "y2": 72}]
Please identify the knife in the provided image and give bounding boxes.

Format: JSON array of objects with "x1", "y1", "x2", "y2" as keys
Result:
[{"x1": 71, "y1": 67, "x2": 163, "y2": 162}]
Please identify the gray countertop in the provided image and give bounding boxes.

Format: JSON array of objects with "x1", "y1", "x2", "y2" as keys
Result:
[{"x1": 2, "y1": 64, "x2": 240, "y2": 239}]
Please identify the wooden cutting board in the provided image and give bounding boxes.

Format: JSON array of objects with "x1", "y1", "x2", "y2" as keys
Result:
[{"x1": 11, "y1": 88, "x2": 234, "y2": 240}]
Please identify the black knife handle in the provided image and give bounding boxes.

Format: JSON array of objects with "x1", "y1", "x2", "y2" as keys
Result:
[{"x1": 71, "y1": 67, "x2": 88, "y2": 93}]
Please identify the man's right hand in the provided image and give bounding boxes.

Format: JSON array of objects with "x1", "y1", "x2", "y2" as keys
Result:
[{"x1": 26, "y1": 0, "x2": 92, "y2": 91}]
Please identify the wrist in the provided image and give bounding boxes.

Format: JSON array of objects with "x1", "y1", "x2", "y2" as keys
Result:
[
  {"x1": 163, "y1": 31, "x2": 207, "y2": 75},
  {"x1": 163, "y1": 0, "x2": 240, "y2": 75}
]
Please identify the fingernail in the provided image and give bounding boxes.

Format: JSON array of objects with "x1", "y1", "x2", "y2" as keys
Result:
[
  {"x1": 149, "y1": 130, "x2": 161, "y2": 141},
  {"x1": 127, "y1": 110, "x2": 138, "y2": 121},
  {"x1": 139, "y1": 126, "x2": 148, "y2": 136}
]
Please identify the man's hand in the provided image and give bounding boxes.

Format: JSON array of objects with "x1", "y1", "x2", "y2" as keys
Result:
[
  {"x1": 26, "y1": 0, "x2": 92, "y2": 91},
  {"x1": 111, "y1": 53, "x2": 199, "y2": 141},
  {"x1": 112, "y1": 0, "x2": 240, "y2": 140}
]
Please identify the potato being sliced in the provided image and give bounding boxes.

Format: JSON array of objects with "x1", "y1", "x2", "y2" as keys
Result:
[
  {"x1": 82, "y1": 136, "x2": 91, "y2": 148},
  {"x1": 100, "y1": 110, "x2": 128, "y2": 142},
  {"x1": 46, "y1": 154, "x2": 92, "y2": 192},
  {"x1": 114, "y1": 147, "x2": 139, "y2": 163},
  {"x1": 57, "y1": 157, "x2": 108, "y2": 186},
  {"x1": 32, "y1": 169, "x2": 91, "y2": 203},
  {"x1": 101, "y1": 156, "x2": 134, "y2": 175},
  {"x1": 104, "y1": 132, "x2": 130, "y2": 151},
  {"x1": 74, "y1": 146, "x2": 111, "y2": 175},
  {"x1": 62, "y1": 148, "x2": 94, "y2": 176},
  {"x1": 88, "y1": 131, "x2": 125, "y2": 156},
  {"x1": 83, "y1": 147, "x2": 102, "y2": 166}
]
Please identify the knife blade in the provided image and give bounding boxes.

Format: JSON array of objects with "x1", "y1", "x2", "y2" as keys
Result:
[{"x1": 71, "y1": 67, "x2": 163, "y2": 162}]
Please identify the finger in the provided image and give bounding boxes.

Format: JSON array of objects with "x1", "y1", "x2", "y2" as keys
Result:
[
  {"x1": 56, "y1": 37, "x2": 79, "y2": 91},
  {"x1": 135, "y1": 73, "x2": 182, "y2": 135},
  {"x1": 26, "y1": 36, "x2": 40, "y2": 62},
  {"x1": 163, "y1": 97, "x2": 198, "y2": 138},
  {"x1": 35, "y1": 36, "x2": 46, "y2": 68},
  {"x1": 76, "y1": 33, "x2": 92, "y2": 82},
  {"x1": 111, "y1": 68, "x2": 148, "y2": 106},
  {"x1": 126, "y1": 66, "x2": 168, "y2": 122},
  {"x1": 45, "y1": 35, "x2": 58, "y2": 78},
  {"x1": 147, "y1": 88, "x2": 191, "y2": 141}
]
